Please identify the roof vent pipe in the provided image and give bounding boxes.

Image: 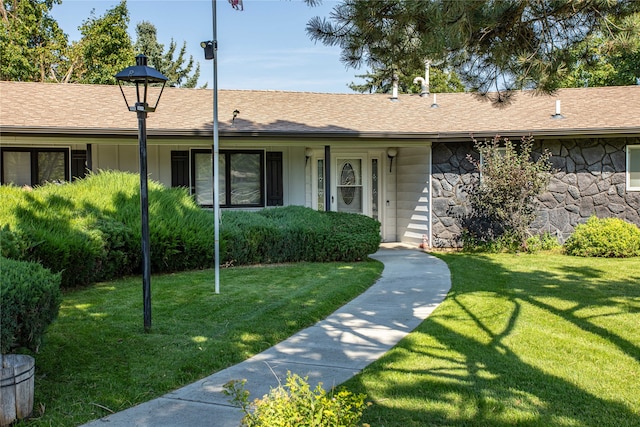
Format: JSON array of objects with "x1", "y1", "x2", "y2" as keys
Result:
[
  {"x1": 413, "y1": 76, "x2": 427, "y2": 97},
  {"x1": 413, "y1": 59, "x2": 431, "y2": 97},
  {"x1": 424, "y1": 60, "x2": 431, "y2": 94},
  {"x1": 551, "y1": 99, "x2": 564, "y2": 119},
  {"x1": 430, "y1": 93, "x2": 439, "y2": 108},
  {"x1": 391, "y1": 73, "x2": 399, "y2": 101}
]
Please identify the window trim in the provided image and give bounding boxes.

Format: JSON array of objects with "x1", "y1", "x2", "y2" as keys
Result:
[
  {"x1": 627, "y1": 145, "x2": 640, "y2": 191},
  {"x1": 190, "y1": 149, "x2": 265, "y2": 208},
  {"x1": 1, "y1": 147, "x2": 70, "y2": 186}
]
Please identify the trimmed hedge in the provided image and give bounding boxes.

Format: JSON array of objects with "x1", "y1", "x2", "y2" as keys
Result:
[
  {"x1": 221, "y1": 206, "x2": 381, "y2": 264},
  {"x1": 564, "y1": 216, "x2": 640, "y2": 258},
  {"x1": 0, "y1": 172, "x2": 215, "y2": 287},
  {"x1": 1, "y1": 172, "x2": 381, "y2": 288},
  {"x1": 0, "y1": 257, "x2": 62, "y2": 354}
]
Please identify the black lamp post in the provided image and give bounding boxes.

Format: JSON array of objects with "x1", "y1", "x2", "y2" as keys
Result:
[{"x1": 115, "y1": 54, "x2": 168, "y2": 332}]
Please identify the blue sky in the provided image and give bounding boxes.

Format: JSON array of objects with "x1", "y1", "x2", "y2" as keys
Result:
[{"x1": 50, "y1": 0, "x2": 362, "y2": 93}]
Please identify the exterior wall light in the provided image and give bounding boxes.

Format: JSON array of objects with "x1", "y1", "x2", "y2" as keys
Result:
[{"x1": 387, "y1": 147, "x2": 398, "y2": 172}]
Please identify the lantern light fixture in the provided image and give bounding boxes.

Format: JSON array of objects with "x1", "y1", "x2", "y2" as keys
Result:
[{"x1": 114, "y1": 54, "x2": 168, "y2": 333}]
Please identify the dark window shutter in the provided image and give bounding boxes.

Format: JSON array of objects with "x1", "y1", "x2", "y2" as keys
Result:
[
  {"x1": 171, "y1": 151, "x2": 190, "y2": 188},
  {"x1": 71, "y1": 150, "x2": 87, "y2": 181},
  {"x1": 266, "y1": 152, "x2": 283, "y2": 206}
]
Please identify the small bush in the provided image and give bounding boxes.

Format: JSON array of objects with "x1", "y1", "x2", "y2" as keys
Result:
[
  {"x1": 462, "y1": 230, "x2": 521, "y2": 253},
  {"x1": 0, "y1": 257, "x2": 62, "y2": 354},
  {"x1": 564, "y1": 216, "x2": 640, "y2": 257},
  {"x1": 525, "y1": 232, "x2": 561, "y2": 254},
  {"x1": 223, "y1": 372, "x2": 369, "y2": 427}
]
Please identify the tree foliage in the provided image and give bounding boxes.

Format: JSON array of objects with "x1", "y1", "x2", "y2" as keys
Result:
[
  {"x1": 306, "y1": 1, "x2": 640, "y2": 100},
  {"x1": 460, "y1": 136, "x2": 553, "y2": 251},
  {"x1": 559, "y1": 13, "x2": 640, "y2": 87},
  {"x1": 348, "y1": 61, "x2": 464, "y2": 94},
  {"x1": 0, "y1": 0, "x2": 69, "y2": 82},
  {"x1": 74, "y1": 0, "x2": 134, "y2": 85},
  {"x1": 1, "y1": 0, "x2": 202, "y2": 87},
  {"x1": 134, "y1": 21, "x2": 202, "y2": 88}
]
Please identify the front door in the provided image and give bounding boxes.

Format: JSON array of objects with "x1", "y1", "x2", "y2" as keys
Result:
[
  {"x1": 334, "y1": 158, "x2": 363, "y2": 214},
  {"x1": 311, "y1": 151, "x2": 381, "y2": 221}
]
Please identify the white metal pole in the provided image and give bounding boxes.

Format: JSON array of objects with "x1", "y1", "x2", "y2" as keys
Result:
[{"x1": 212, "y1": 0, "x2": 220, "y2": 294}]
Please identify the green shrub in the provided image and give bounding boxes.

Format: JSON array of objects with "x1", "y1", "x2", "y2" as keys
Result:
[
  {"x1": 0, "y1": 172, "x2": 215, "y2": 287},
  {"x1": 1, "y1": 172, "x2": 379, "y2": 288},
  {"x1": 0, "y1": 224, "x2": 28, "y2": 259},
  {"x1": 524, "y1": 232, "x2": 561, "y2": 253},
  {"x1": 223, "y1": 372, "x2": 369, "y2": 427},
  {"x1": 0, "y1": 257, "x2": 62, "y2": 353},
  {"x1": 91, "y1": 217, "x2": 138, "y2": 280},
  {"x1": 221, "y1": 206, "x2": 380, "y2": 265},
  {"x1": 460, "y1": 135, "x2": 553, "y2": 251},
  {"x1": 564, "y1": 216, "x2": 640, "y2": 258},
  {"x1": 461, "y1": 230, "x2": 521, "y2": 253}
]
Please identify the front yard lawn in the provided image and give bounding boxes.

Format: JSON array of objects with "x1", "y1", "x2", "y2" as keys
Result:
[
  {"x1": 348, "y1": 253, "x2": 640, "y2": 427},
  {"x1": 22, "y1": 260, "x2": 383, "y2": 426}
]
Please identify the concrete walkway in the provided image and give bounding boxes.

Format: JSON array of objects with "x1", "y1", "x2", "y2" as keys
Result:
[{"x1": 81, "y1": 244, "x2": 451, "y2": 427}]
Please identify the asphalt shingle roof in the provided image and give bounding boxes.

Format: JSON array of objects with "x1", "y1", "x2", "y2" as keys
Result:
[{"x1": 1, "y1": 81, "x2": 639, "y2": 140}]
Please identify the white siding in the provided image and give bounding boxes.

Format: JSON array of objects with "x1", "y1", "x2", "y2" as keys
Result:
[
  {"x1": 396, "y1": 146, "x2": 430, "y2": 246},
  {"x1": 286, "y1": 146, "x2": 306, "y2": 206}
]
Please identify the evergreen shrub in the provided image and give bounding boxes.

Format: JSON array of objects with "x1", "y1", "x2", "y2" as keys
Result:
[
  {"x1": 1, "y1": 172, "x2": 379, "y2": 288},
  {"x1": 0, "y1": 257, "x2": 62, "y2": 354},
  {"x1": 0, "y1": 171, "x2": 214, "y2": 287},
  {"x1": 0, "y1": 224, "x2": 27, "y2": 259},
  {"x1": 564, "y1": 216, "x2": 640, "y2": 257},
  {"x1": 221, "y1": 206, "x2": 380, "y2": 264}
]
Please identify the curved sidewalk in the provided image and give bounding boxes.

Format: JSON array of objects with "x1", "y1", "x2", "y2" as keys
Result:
[{"x1": 81, "y1": 244, "x2": 451, "y2": 427}]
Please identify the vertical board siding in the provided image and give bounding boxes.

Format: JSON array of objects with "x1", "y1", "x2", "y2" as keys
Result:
[{"x1": 396, "y1": 146, "x2": 430, "y2": 245}]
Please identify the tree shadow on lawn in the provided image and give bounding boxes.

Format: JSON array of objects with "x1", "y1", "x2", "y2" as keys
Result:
[{"x1": 350, "y1": 253, "x2": 640, "y2": 427}]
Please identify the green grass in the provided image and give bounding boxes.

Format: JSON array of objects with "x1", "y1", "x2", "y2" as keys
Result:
[
  {"x1": 21, "y1": 260, "x2": 383, "y2": 426},
  {"x1": 346, "y1": 253, "x2": 640, "y2": 427}
]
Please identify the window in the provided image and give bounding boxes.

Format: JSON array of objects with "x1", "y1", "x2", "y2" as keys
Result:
[
  {"x1": 371, "y1": 158, "x2": 379, "y2": 221},
  {"x1": 336, "y1": 159, "x2": 362, "y2": 214},
  {"x1": 1, "y1": 148, "x2": 69, "y2": 186},
  {"x1": 628, "y1": 145, "x2": 640, "y2": 191},
  {"x1": 190, "y1": 149, "x2": 265, "y2": 207},
  {"x1": 479, "y1": 146, "x2": 507, "y2": 167},
  {"x1": 317, "y1": 159, "x2": 325, "y2": 211}
]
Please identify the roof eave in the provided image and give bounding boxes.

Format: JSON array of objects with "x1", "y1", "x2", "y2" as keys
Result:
[{"x1": 1, "y1": 126, "x2": 638, "y2": 140}]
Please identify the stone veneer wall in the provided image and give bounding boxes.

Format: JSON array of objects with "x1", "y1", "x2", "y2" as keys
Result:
[{"x1": 431, "y1": 137, "x2": 640, "y2": 248}]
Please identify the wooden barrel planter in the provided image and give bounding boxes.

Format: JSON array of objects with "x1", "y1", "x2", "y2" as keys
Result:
[{"x1": 0, "y1": 355, "x2": 35, "y2": 426}]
